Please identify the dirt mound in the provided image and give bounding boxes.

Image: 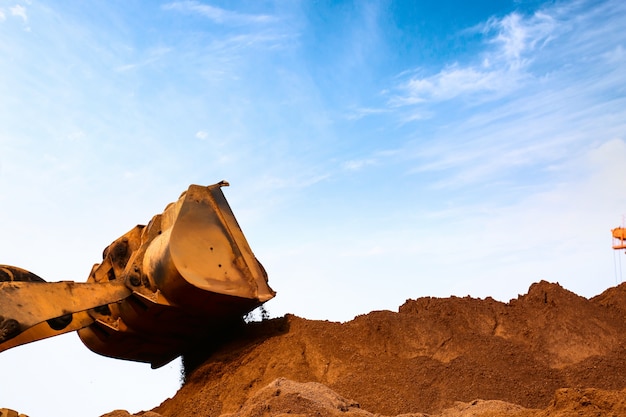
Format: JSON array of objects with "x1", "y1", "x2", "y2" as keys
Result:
[
  {"x1": 105, "y1": 381, "x2": 626, "y2": 417},
  {"x1": 109, "y1": 281, "x2": 626, "y2": 416}
]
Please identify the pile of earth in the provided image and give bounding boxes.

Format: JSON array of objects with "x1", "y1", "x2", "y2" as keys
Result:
[{"x1": 103, "y1": 280, "x2": 626, "y2": 417}]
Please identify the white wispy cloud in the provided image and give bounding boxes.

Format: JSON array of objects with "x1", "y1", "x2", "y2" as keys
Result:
[
  {"x1": 211, "y1": 32, "x2": 293, "y2": 54},
  {"x1": 604, "y1": 45, "x2": 626, "y2": 63},
  {"x1": 152, "y1": 4, "x2": 294, "y2": 80},
  {"x1": 163, "y1": 1, "x2": 274, "y2": 25},
  {"x1": 344, "y1": 107, "x2": 391, "y2": 121},
  {"x1": 342, "y1": 158, "x2": 377, "y2": 171},
  {"x1": 10, "y1": 4, "x2": 27, "y2": 22},
  {"x1": 483, "y1": 11, "x2": 556, "y2": 63},
  {"x1": 253, "y1": 172, "x2": 331, "y2": 192},
  {"x1": 114, "y1": 46, "x2": 172, "y2": 72},
  {"x1": 390, "y1": 6, "x2": 561, "y2": 107},
  {"x1": 0, "y1": 4, "x2": 30, "y2": 30},
  {"x1": 195, "y1": 130, "x2": 208, "y2": 140},
  {"x1": 390, "y1": 64, "x2": 521, "y2": 106},
  {"x1": 378, "y1": 0, "x2": 626, "y2": 193},
  {"x1": 404, "y1": 88, "x2": 626, "y2": 191}
]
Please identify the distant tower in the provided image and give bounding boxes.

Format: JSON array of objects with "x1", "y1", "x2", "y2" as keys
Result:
[{"x1": 613, "y1": 226, "x2": 626, "y2": 251}]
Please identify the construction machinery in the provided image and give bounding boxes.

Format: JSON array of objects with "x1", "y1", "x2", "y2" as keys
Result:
[
  {"x1": 0, "y1": 408, "x2": 28, "y2": 417},
  {"x1": 0, "y1": 182, "x2": 275, "y2": 368},
  {"x1": 613, "y1": 226, "x2": 626, "y2": 251}
]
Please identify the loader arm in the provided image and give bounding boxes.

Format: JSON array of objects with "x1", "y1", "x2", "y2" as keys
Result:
[{"x1": 0, "y1": 277, "x2": 131, "y2": 349}]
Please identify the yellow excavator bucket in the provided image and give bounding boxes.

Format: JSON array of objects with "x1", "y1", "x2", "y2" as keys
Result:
[{"x1": 0, "y1": 182, "x2": 275, "y2": 368}]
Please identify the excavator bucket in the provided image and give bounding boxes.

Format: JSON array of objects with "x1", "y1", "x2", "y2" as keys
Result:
[{"x1": 0, "y1": 182, "x2": 275, "y2": 368}]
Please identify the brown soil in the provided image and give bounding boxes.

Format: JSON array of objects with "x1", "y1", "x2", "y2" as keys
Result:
[{"x1": 103, "y1": 281, "x2": 626, "y2": 417}]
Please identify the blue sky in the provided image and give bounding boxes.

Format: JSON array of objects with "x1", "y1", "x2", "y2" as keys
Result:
[{"x1": 1, "y1": 0, "x2": 626, "y2": 416}]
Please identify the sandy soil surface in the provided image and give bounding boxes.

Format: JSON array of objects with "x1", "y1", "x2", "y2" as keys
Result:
[{"x1": 102, "y1": 281, "x2": 626, "y2": 417}]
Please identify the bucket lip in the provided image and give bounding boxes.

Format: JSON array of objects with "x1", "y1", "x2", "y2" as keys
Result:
[{"x1": 165, "y1": 183, "x2": 276, "y2": 301}]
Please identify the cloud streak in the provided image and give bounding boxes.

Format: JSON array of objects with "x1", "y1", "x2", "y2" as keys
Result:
[
  {"x1": 163, "y1": 1, "x2": 275, "y2": 25},
  {"x1": 375, "y1": 0, "x2": 626, "y2": 190},
  {"x1": 388, "y1": 3, "x2": 595, "y2": 108},
  {"x1": 10, "y1": 4, "x2": 27, "y2": 22},
  {"x1": 391, "y1": 64, "x2": 521, "y2": 106},
  {"x1": 483, "y1": 11, "x2": 556, "y2": 62}
]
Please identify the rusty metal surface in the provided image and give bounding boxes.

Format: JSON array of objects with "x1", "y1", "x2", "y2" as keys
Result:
[
  {"x1": 0, "y1": 278, "x2": 131, "y2": 349},
  {"x1": 0, "y1": 310, "x2": 95, "y2": 352},
  {"x1": 79, "y1": 182, "x2": 275, "y2": 367},
  {"x1": 0, "y1": 182, "x2": 274, "y2": 366}
]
